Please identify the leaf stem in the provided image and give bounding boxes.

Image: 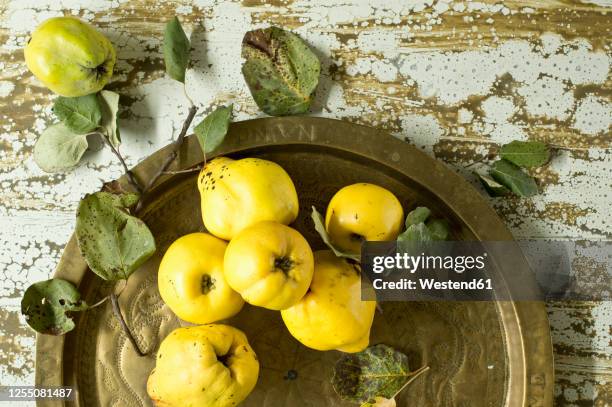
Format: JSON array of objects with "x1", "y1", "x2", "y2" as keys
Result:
[
  {"x1": 162, "y1": 165, "x2": 203, "y2": 175},
  {"x1": 104, "y1": 136, "x2": 143, "y2": 194},
  {"x1": 463, "y1": 154, "x2": 489, "y2": 169},
  {"x1": 110, "y1": 292, "x2": 146, "y2": 357},
  {"x1": 549, "y1": 144, "x2": 582, "y2": 151},
  {"x1": 87, "y1": 295, "x2": 109, "y2": 309},
  {"x1": 182, "y1": 84, "x2": 195, "y2": 108},
  {"x1": 391, "y1": 365, "x2": 430, "y2": 399}
]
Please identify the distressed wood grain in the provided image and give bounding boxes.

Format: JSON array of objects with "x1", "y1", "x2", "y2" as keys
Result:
[{"x1": 0, "y1": 1, "x2": 610, "y2": 406}]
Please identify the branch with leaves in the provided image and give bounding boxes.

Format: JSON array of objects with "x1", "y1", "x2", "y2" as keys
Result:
[
  {"x1": 471, "y1": 140, "x2": 553, "y2": 197},
  {"x1": 22, "y1": 18, "x2": 321, "y2": 357},
  {"x1": 22, "y1": 17, "x2": 218, "y2": 356}
]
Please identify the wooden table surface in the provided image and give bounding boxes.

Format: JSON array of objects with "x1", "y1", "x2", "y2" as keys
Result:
[{"x1": 0, "y1": 1, "x2": 610, "y2": 406}]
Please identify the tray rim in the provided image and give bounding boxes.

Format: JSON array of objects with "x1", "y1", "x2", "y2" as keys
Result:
[{"x1": 35, "y1": 116, "x2": 554, "y2": 407}]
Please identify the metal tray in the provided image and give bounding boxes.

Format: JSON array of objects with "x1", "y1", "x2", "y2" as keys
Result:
[{"x1": 35, "y1": 117, "x2": 554, "y2": 406}]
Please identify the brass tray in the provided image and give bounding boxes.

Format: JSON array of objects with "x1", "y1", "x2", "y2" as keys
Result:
[{"x1": 35, "y1": 117, "x2": 554, "y2": 407}]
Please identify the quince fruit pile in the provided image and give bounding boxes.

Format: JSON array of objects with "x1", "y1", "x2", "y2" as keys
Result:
[{"x1": 150, "y1": 156, "x2": 405, "y2": 406}]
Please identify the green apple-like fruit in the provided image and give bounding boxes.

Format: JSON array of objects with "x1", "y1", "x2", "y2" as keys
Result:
[{"x1": 24, "y1": 17, "x2": 116, "y2": 97}]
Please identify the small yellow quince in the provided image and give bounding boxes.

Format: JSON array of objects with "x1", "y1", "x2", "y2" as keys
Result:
[
  {"x1": 147, "y1": 324, "x2": 259, "y2": 407},
  {"x1": 325, "y1": 183, "x2": 404, "y2": 254},
  {"x1": 198, "y1": 157, "x2": 299, "y2": 240},
  {"x1": 224, "y1": 221, "x2": 314, "y2": 310},
  {"x1": 158, "y1": 233, "x2": 243, "y2": 324},
  {"x1": 24, "y1": 17, "x2": 115, "y2": 97},
  {"x1": 281, "y1": 250, "x2": 376, "y2": 353}
]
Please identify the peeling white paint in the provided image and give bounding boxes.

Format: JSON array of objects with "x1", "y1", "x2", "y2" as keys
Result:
[
  {"x1": 397, "y1": 113, "x2": 444, "y2": 152},
  {"x1": 579, "y1": 0, "x2": 612, "y2": 7},
  {"x1": 481, "y1": 96, "x2": 516, "y2": 123},
  {"x1": 517, "y1": 76, "x2": 574, "y2": 121},
  {"x1": 397, "y1": 38, "x2": 609, "y2": 107},
  {"x1": 573, "y1": 95, "x2": 612, "y2": 136}
]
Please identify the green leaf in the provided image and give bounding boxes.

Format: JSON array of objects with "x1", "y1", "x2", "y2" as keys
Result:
[
  {"x1": 163, "y1": 17, "x2": 190, "y2": 83},
  {"x1": 194, "y1": 105, "x2": 233, "y2": 154},
  {"x1": 476, "y1": 172, "x2": 511, "y2": 197},
  {"x1": 332, "y1": 344, "x2": 413, "y2": 403},
  {"x1": 500, "y1": 140, "x2": 550, "y2": 168},
  {"x1": 426, "y1": 219, "x2": 450, "y2": 241},
  {"x1": 311, "y1": 206, "x2": 360, "y2": 262},
  {"x1": 490, "y1": 159, "x2": 539, "y2": 197},
  {"x1": 52, "y1": 94, "x2": 102, "y2": 134},
  {"x1": 75, "y1": 192, "x2": 156, "y2": 281},
  {"x1": 98, "y1": 90, "x2": 121, "y2": 148},
  {"x1": 405, "y1": 207, "x2": 431, "y2": 226},
  {"x1": 398, "y1": 207, "x2": 449, "y2": 241},
  {"x1": 33, "y1": 123, "x2": 88, "y2": 173},
  {"x1": 242, "y1": 26, "x2": 321, "y2": 116},
  {"x1": 21, "y1": 279, "x2": 88, "y2": 335},
  {"x1": 397, "y1": 223, "x2": 433, "y2": 242}
]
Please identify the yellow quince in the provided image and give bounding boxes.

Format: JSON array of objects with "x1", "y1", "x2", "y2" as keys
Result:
[
  {"x1": 325, "y1": 183, "x2": 404, "y2": 254},
  {"x1": 24, "y1": 17, "x2": 115, "y2": 97},
  {"x1": 281, "y1": 250, "x2": 377, "y2": 353},
  {"x1": 147, "y1": 324, "x2": 259, "y2": 407},
  {"x1": 158, "y1": 233, "x2": 243, "y2": 324},
  {"x1": 224, "y1": 221, "x2": 314, "y2": 310},
  {"x1": 198, "y1": 157, "x2": 299, "y2": 240}
]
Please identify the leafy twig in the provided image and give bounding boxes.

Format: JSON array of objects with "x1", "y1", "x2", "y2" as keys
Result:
[
  {"x1": 142, "y1": 104, "x2": 198, "y2": 194},
  {"x1": 110, "y1": 292, "x2": 146, "y2": 356},
  {"x1": 103, "y1": 134, "x2": 143, "y2": 193},
  {"x1": 104, "y1": 93, "x2": 196, "y2": 354},
  {"x1": 23, "y1": 17, "x2": 198, "y2": 358}
]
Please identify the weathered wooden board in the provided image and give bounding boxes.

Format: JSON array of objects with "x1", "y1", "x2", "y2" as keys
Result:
[{"x1": 0, "y1": 1, "x2": 610, "y2": 406}]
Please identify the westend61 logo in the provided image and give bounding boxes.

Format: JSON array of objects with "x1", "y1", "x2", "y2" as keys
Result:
[
  {"x1": 361, "y1": 240, "x2": 611, "y2": 302},
  {"x1": 362, "y1": 241, "x2": 496, "y2": 300},
  {"x1": 368, "y1": 249, "x2": 493, "y2": 294}
]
